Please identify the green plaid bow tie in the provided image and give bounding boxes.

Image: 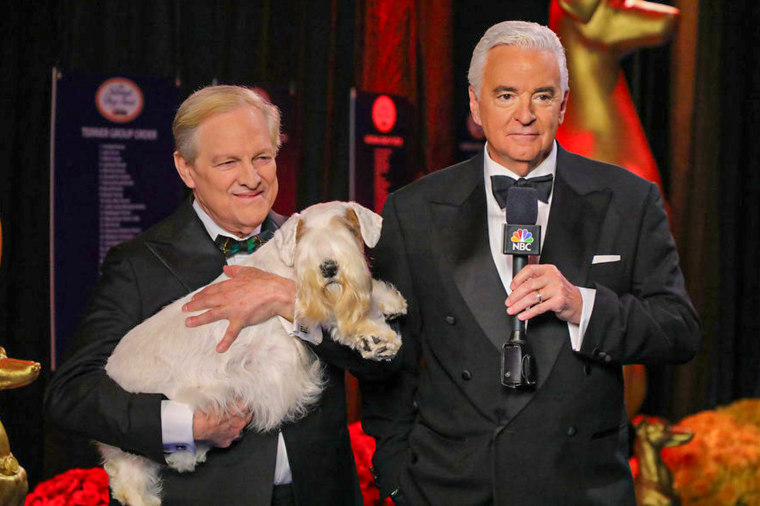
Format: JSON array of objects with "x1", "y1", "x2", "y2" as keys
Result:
[{"x1": 214, "y1": 230, "x2": 274, "y2": 258}]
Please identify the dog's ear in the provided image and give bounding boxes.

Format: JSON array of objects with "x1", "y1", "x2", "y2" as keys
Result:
[
  {"x1": 346, "y1": 202, "x2": 383, "y2": 247},
  {"x1": 273, "y1": 213, "x2": 301, "y2": 266}
]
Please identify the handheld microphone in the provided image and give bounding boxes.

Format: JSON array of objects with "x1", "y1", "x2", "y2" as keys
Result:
[{"x1": 501, "y1": 186, "x2": 541, "y2": 388}]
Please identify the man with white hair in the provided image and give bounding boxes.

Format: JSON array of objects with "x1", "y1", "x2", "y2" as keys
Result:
[
  {"x1": 46, "y1": 85, "x2": 383, "y2": 506},
  {"x1": 361, "y1": 21, "x2": 700, "y2": 504}
]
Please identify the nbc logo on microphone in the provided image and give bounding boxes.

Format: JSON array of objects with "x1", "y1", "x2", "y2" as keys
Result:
[{"x1": 511, "y1": 229, "x2": 534, "y2": 251}]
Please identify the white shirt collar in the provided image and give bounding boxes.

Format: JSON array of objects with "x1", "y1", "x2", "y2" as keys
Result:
[
  {"x1": 192, "y1": 199, "x2": 261, "y2": 241},
  {"x1": 483, "y1": 140, "x2": 558, "y2": 180}
]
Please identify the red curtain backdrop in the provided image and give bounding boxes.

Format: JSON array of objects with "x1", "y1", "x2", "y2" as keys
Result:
[{"x1": 359, "y1": 0, "x2": 454, "y2": 176}]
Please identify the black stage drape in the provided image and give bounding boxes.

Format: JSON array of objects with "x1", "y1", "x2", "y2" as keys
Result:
[
  {"x1": 714, "y1": 0, "x2": 760, "y2": 403},
  {"x1": 1, "y1": 0, "x2": 758, "y2": 489}
]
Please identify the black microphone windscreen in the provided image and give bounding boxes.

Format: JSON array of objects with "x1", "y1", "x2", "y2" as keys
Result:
[{"x1": 506, "y1": 186, "x2": 538, "y2": 225}]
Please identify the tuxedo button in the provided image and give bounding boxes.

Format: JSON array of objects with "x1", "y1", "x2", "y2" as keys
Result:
[
  {"x1": 461, "y1": 369, "x2": 472, "y2": 381},
  {"x1": 567, "y1": 426, "x2": 577, "y2": 437},
  {"x1": 445, "y1": 315, "x2": 456, "y2": 325},
  {"x1": 592, "y1": 348, "x2": 602, "y2": 358},
  {"x1": 583, "y1": 364, "x2": 592, "y2": 376}
]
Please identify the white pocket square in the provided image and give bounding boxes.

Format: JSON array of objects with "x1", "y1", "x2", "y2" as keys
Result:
[{"x1": 592, "y1": 255, "x2": 621, "y2": 264}]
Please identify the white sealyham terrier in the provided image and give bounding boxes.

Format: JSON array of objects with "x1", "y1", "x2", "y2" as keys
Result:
[{"x1": 99, "y1": 201, "x2": 406, "y2": 506}]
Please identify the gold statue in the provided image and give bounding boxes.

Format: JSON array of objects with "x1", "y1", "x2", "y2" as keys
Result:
[
  {"x1": 550, "y1": 0, "x2": 679, "y2": 188},
  {"x1": 0, "y1": 347, "x2": 41, "y2": 506},
  {"x1": 633, "y1": 417, "x2": 693, "y2": 506}
]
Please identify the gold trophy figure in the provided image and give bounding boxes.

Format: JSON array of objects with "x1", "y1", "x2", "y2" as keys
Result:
[
  {"x1": 633, "y1": 417, "x2": 693, "y2": 506},
  {"x1": 0, "y1": 347, "x2": 41, "y2": 506},
  {"x1": 551, "y1": 0, "x2": 679, "y2": 188}
]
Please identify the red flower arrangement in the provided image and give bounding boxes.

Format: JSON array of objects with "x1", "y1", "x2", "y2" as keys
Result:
[
  {"x1": 25, "y1": 467, "x2": 108, "y2": 506},
  {"x1": 349, "y1": 421, "x2": 394, "y2": 506}
]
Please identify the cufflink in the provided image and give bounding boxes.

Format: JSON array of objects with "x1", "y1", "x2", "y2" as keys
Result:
[{"x1": 162, "y1": 443, "x2": 189, "y2": 453}]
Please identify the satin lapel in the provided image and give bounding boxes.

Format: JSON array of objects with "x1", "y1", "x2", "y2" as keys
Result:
[
  {"x1": 430, "y1": 159, "x2": 508, "y2": 352},
  {"x1": 145, "y1": 199, "x2": 226, "y2": 293},
  {"x1": 146, "y1": 204, "x2": 286, "y2": 293},
  {"x1": 542, "y1": 148, "x2": 612, "y2": 287}
]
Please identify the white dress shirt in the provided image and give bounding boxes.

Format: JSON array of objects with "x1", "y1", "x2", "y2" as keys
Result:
[
  {"x1": 161, "y1": 200, "x2": 293, "y2": 485},
  {"x1": 483, "y1": 141, "x2": 595, "y2": 351}
]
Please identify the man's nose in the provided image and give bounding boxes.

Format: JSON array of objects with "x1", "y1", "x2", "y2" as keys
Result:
[
  {"x1": 238, "y1": 161, "x2": 262, "y2": 188},
  {"x1": 514, "y1": 97, "x2": 535, "y2": 124}
]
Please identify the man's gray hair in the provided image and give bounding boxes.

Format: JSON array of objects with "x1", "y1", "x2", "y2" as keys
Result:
[{"x1": 468, "y1": 20, "x2": 569, "y2": 98}]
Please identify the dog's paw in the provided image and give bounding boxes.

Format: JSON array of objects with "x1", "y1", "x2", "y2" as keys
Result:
[
  {"x1": 357, "y1": 326, "x2": 402, "y2": 361},
  {"x1": 372, "y1": 280, "x2": 408, "y2": 319}
]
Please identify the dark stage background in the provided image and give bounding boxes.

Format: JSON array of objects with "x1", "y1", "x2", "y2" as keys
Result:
[{"x1": 0, "y1": 0, "x2": 757, "y2": 488}]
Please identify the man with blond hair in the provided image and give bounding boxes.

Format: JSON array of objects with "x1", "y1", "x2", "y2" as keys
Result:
[{"x1": 46, "y1": 85, "x2": 375, "y2": 505}]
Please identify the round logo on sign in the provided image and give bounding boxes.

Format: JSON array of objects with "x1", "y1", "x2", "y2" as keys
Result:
[
  {"x1": 371, "y1": 95, "x2": 397, "y2": 133},
  {"x1": 95, "y1": 78, "x2": 144, "y2": 123}
]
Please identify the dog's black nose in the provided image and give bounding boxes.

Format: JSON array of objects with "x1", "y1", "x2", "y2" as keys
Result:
[{"x1": 320, "y1": 260, "x2": 338, "y2": 279}]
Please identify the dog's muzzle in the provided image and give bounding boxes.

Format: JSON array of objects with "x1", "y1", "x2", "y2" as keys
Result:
[{"x1": 320, "y1": 259, "x2": 338, "y2": 279}]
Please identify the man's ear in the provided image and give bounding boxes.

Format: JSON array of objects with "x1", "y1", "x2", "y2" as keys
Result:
[
  {"x1": 468, "y1": 86, "x2": 482, "y2": 126},
  {"x1": 558, "y1": 89, "x2": 570, "y2": 124},
  {"x1": 174, "y1": 151, "x2": 196, "y2": 189}
]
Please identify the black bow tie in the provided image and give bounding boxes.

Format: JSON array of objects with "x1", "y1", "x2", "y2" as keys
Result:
[
  {"x1": 491, "y1": 174, "x2": 554, "y2": 208},
  {"x1": 214, "y1": 230, "x2": 274, "y2": 258}
]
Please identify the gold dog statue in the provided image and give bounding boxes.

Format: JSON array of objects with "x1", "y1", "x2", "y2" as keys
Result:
[
  {"x1": 633, "y1": 417, "x2": 693, "y2": 506},
  {"x1": 0, "y1": 346, "x2": 41, "y2": 506},
  {"x1": 550, "y1": 0, "x2": 679, "y2": 188}
]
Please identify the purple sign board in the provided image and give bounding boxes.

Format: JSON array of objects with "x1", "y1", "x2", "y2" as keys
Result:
[{"x1": 50, "y1": 70, "x2": 181, "y2": 368}]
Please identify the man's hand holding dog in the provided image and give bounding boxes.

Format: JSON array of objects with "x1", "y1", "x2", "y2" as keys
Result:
[
  {"x1": 506, "y1": 264, "x2": 583, "y2": 325},
  {"x1": 183, "y1": 265, "x2": 296, "y2": 353},
  {"x1": 193, "y1": 402, "x2": 252, "y2": 448}
]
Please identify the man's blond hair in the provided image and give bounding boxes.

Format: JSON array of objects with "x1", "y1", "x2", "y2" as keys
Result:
[{"x1": 173, "y1": 85, "x2": 281, "y2": 164}]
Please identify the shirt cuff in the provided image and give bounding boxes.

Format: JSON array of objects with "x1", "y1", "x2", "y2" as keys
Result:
[
  {"x1": 567, "y1": 287, "x2": 596, "y2": 351},
  {"x1": 161, "y1": 400, "x2": 196, "y2": 454}
]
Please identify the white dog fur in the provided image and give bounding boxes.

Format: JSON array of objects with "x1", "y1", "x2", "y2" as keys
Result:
[{"x1": 99, "y1": 201, "x2": 406, "y2": 506}]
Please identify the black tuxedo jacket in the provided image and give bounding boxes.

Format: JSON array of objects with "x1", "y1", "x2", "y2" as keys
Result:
[
  {"x1": 45, "y1": 197, "x2": 386, "y2": 505},
  {"x1": 362, "y1": 146, "x2": 700, "y2": 505}
]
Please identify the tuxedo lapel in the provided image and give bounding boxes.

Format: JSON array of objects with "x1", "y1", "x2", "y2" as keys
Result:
[
  {"x1": 542, "y1": 146, "x2": 612, "y2": 286},
  {"x1": 144, "y1": 198, "x2": 226, "y2": 292},
  {"x1": 144, "y1": 198, "x2": 289, "y2": 293},
  {"x1": 430, "y1": 155, "x2": 509, "y2": 352}
]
